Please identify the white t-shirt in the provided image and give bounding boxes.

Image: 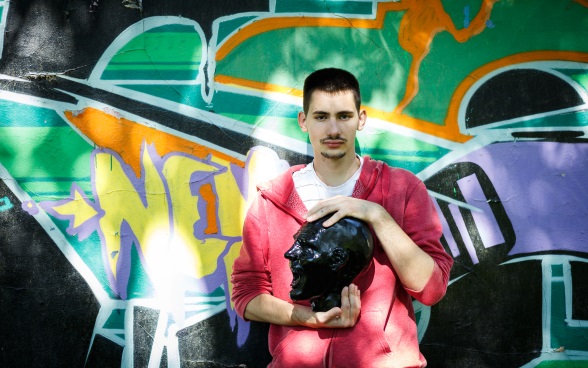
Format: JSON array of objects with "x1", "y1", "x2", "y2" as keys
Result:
[{"x1": 293, "y1": 155, "x2": 364, "y2": 210}]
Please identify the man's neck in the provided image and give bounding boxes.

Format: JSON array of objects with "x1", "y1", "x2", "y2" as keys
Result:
[{"x1": 313, "y1": 153, "x2": 360, "y2": 187}]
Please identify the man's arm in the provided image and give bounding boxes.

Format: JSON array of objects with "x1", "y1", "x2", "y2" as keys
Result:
[
  {"x1": 304, "y1": 195, "x2": 435, "y2": 292},
  {"x1": 244, "y1": 284, "x2": 361, "y2": 328}
]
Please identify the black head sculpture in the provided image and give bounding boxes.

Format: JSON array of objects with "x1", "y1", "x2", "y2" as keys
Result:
[{"x1": 284, "y1": 216, "x2": 374, "y2": 312}]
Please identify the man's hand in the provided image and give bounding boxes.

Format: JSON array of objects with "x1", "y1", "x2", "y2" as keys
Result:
[
  {"x1": 305, "y1": 195, "x2": 388, "y2": 228},
  {"x1": 294, "y1": 284, "x2": 361, "y2": 328}
]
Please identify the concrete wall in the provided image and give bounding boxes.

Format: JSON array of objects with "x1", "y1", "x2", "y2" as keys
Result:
[{"x1": 1, "y1": 1, "x2": 587, "y2": 367}]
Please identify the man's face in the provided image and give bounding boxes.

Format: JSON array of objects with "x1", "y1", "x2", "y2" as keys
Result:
[
  {"x1": 284, "y1": 230, "x2": 338, "y2": 301},
  {"x1": 298, "y1": 90, "x2": 366, "y2": 160}
]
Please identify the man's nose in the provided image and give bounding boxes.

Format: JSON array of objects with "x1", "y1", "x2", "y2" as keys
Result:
[{"x1": 326, "y1": 117, "x2": 341, "y2": 135}]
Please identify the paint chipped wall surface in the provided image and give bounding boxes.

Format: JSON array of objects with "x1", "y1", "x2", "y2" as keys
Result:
[{"x1": 0, "y1": 1, "x2": 587, "y2": 367}]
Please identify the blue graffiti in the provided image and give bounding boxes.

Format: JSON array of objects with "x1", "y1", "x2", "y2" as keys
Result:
[
  {"x1": 464, "y1": 5, "x2": 471, "y2": 28},
  {"x1": 0, "y1": 196, "x2": 13, "y2": 212}
]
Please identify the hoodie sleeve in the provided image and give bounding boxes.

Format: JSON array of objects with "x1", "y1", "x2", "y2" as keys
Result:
[
  {"x1": 231, "y1": 192, "x2": 273, "y2": 319},
  {"x1": 400, "y1": 179, "x2": 453, "y2": 306}
]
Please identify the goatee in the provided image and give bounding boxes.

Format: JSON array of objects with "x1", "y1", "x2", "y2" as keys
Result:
[{"x1": 321, "y1": 151, "x2": 346, "y2": 159}]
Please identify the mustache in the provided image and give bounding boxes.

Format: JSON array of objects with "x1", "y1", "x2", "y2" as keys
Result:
[{"x1": 320, "y1": 135, "x2": 347, "y2": 143}]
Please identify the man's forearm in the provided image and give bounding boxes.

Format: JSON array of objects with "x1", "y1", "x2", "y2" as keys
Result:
[
  {"x1": 244, "y1": 293, "x2": 301, "y2": 326},
  {"x1": 370, "y1": 207, "x2": 435, "y2": 291},
  {"x1": 243, "y1": 285, "x2": 361, "y2": 328}
]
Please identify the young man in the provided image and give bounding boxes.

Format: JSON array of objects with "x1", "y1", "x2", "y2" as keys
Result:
[{"x1": 231, "y1": 68, "x2": 453, "y2": 367}]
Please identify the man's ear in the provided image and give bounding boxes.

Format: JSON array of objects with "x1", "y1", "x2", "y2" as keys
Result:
[
  {"x1": 357, "y1": 109, "x2": 367, "y2": 131},
  {"x1": 298, "y1": 111, "x2": 308, "y2": 132},
  {"x1": 330, "y1": 248, "x2": 349, "y2": 271}
]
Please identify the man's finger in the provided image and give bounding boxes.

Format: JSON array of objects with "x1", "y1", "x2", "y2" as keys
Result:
[
  {"x1": 305, "y1": 206, "x2": 326, "y2": 222},
  {"x1": 340, "y1": 286, "x2": 350, "y2": 320},
  {"x1": 349, "y1": 284, "x2": 361, "y2": 320},
  {"x1": 320, "y1": 307, "x2": 342, "y2": 325},
  {"x1": 305, "y1": 196, "x2": 345, "y2": 221}
]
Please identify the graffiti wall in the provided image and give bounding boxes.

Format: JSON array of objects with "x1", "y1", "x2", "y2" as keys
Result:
[{"x1": 1, "y1": 0, "x2": 587, "y2": 367}]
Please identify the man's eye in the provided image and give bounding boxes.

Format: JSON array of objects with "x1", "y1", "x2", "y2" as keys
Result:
[
  {"x1": 339, "y1": 114, "x2": 350, "y2": 120},
  {"x1": 315, "y1": 115, "x2": 327, "y2": 121}
]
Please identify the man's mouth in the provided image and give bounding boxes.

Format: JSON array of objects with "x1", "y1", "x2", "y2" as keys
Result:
[
  {"x1": 320, "y1": 137, "x2": 346, "y2": 147},
  {"x1": 324, "y1": 141, "x2": 344, "y2": 149}
]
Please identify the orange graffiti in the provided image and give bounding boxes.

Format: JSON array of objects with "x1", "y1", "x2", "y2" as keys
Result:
[
  {"x1": 64, "y1": 108, "x2": 244, "y2": 177},
  {"x1": 199, "y1": 183, "x2": 219, "y2": 235},
  {"x1": 364, "y1": 105, "x2": 467, "y2": 142},
  {"x1": 216, "y1": 1, "x2": 498, "y2": 65},
  {"x1": 215, "y1": 0, "x2": 499, "y2": 143},
  {"x1": 393, "y1": 0, "x2": 498, "y2": 114},
  {"x1": 215, "y1": 75, "x2": 303, "y2": 97},
  {"x1": 447, "y1": 51, "x2": 588, "y2": 128},
  {"x1": 575, "y1": 0, "x2": 588, "y2": 7},
  {"x1": 215, "y1": 2, "x2": 411, "y2": 61}
]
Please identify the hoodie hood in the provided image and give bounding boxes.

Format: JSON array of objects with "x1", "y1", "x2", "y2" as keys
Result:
[{"x1": 257, "y1": 157, "x2": 385, "y2": 221}]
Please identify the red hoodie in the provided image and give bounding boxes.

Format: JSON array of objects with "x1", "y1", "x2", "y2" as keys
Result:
[{"x1": 232, "y1": 157, "x2": 453, "y2": 367}]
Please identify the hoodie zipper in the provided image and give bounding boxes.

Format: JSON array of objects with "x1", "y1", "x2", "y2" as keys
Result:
[{"x1": 323, "y1": 329, "x2": 337, "y2": 367}]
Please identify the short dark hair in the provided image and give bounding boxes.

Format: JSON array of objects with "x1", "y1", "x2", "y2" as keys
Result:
[{"x1": 302, "y1": 68, "x2": 361, "y2": 115}]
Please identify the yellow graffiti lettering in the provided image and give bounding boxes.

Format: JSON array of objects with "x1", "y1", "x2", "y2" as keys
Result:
[
  {"x1": 163, "y1": 154, "x2": 227, "y2": 279},
  {"x1": 212, "y1": 157, "x2": 249, "y2": 238},
  {"x1": 44, "y1": 142, "x2": 288, "y2": 302},
  {"x1": 95, "y1": 147, "x2": 170, "y2": 279}
]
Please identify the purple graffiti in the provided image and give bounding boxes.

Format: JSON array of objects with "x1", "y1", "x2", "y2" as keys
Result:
[{"x1": 455, "y1": 141, "x2": 588, "y2": 256}]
